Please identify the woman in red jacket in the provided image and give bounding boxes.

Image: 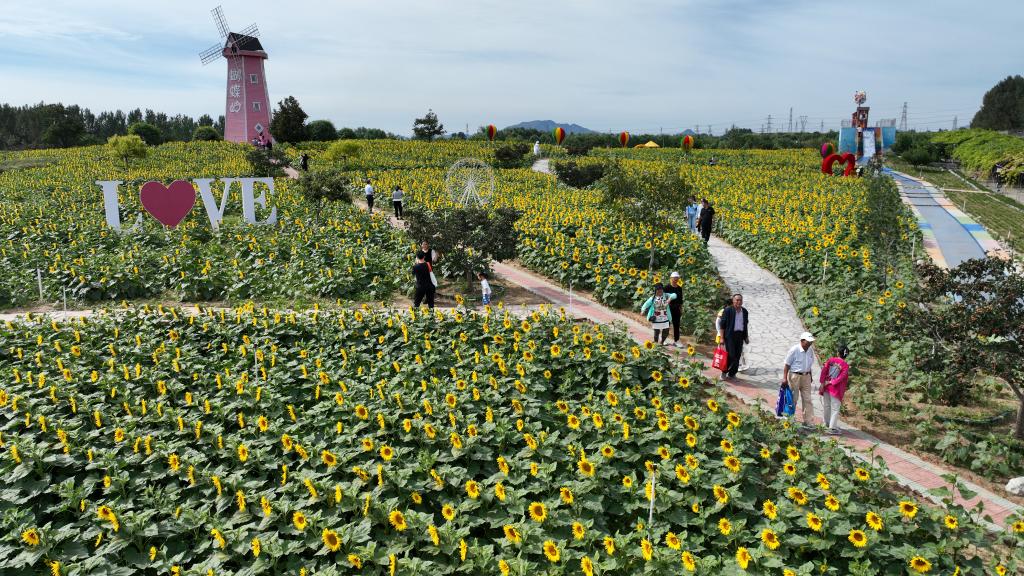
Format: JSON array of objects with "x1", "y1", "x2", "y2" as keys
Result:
[{"x1": 819, "y1": 346, "x2": 850, "y2": 435}]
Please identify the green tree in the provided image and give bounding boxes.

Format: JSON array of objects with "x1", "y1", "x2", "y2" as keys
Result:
[
  {"x1": 412, "y1": 109, "x2": 445, "y2": 141},
  {"x1": 107, "y1": 134, "x2": 148, "y2": 169},
  {"x1": 192, "y1": 126, "x2": 222, "y2": 141},
  {"x1": 269, "y1": 96, "x2": 309, "y2": 143},
  {"x1": 306, "y1": 120, "x2": 338, "y2": 142},
  {"x1": 41, "y1": 104, "x2": 85, "y2": 148},
  {"x1": 245, "y1": 147, "x2": 289, "y2": 177},
  {"x1": 600, "y1": 161, "x2": 691, "y2": 271},
  {"x1": 296, "y1": 170, "x2": 352, "y2": 224},
  {"x1": 127, "y1": 122, "x2": 162, "y2": 145},
  {"x1": 899, "y1": 257, "x2": 1024, "y2": 438},
  {"x1": 323, "y1": 141, "x2": 361, "y2": 166},
  {"x1": 971, "y1": 75, "x2": 1024, "y2": 130},
  {"x1": 493, "y1": 143, "x2": 531, "y2": 168},
  {"x1": 553, "y1": 160, "x2": 606, "y2": 188},
  {"x1": 404, "y1": 207, "x2": 520, "y2": 284}
]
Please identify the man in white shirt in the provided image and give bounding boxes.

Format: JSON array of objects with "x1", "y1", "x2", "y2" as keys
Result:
[
  {"x1": 364, "y1": 179, "x2": 375, "y2": 212},
  {"x1": 782, "y1": 332, "x2": 816, "y2": 428}
]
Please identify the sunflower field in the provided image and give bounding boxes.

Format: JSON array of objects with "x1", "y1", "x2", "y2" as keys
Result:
[
  {"x1": 0, "y1": 142, "x2": 407, "y2": 309},
  {"x1": 2, "y1": 305, "x2": 1021, "y2": 575}
]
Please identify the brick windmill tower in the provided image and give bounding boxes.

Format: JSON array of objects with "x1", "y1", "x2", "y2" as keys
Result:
[{"x1": 199, "y1": 5, "x2": 273, "y2": 144}]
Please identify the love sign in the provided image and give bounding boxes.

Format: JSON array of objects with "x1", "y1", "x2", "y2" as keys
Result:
[
  {"x1": 97, "y1": 177, "x2": 278, "y2": 231},
  {"x1": 821, "y1": 153, "x2": 857, "y2": 177}
]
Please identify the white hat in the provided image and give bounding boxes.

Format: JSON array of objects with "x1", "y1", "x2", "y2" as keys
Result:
[
  {"x1": 670, "y1": 271, "x2": 680, "y2": 278},
  {"x1": 799, "y1": 331, "x2": 816, "y2": 342}
]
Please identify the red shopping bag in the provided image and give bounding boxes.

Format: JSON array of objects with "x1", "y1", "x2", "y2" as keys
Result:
[{"x1": 711, "y1": 345, "x2": 729, "y2": 371}]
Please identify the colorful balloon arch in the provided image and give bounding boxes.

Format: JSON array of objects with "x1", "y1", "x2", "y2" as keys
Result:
[
  {"x1": 619, "y1": 131, "x2": 630, "y2": 147},
  {"x1": 553, "y1": 127, "x2": 566, "y2": 145}
]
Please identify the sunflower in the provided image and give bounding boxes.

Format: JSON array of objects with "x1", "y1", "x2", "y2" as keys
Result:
[
  {"x1": 572, "y1": 522, "x2": 586, "y2": 540},
  {"x1": 723, "y1": 455, "x2": 741, "y2": 473},
  {"x1": 651, "y1": 370, "x2": 663, "y2": 382},
  {"x1": 442, "y1": 504, "x2": 456, "y2": 521},
  {"x1": 529, "y1": 501, "x2": 547, "y2": 523},
  {"x1": 497, "y1": 456, "x2": 510, "y2": 475},
  {"x1": 494, "y1": 483, "x2": 507, "y2": 501},
  {"x1": 706, "y1": 399, "x2": 719, "y2": 412},
  {"x1": 675, "y1": 465, "x2": 690, "y2": 484},
  {"x1": 622, "y1": 475, "x2": 634, "y2": 488},
  {"x1": 322, "y1": 528, "x2": 342, "y2": 552},
  {"x1": 640, "y1": 539, "x2": 653, "y2": 561},
  {"x1": 806, "y1": 512, "x2": 823, "y2": 532},
  {"x1": 761, "y1": 528, "x2": 780, "y2": 550},
  {"x1": 720, "y1": 439, "x2": 734, "y2": 453},
  {"x1": 251, "y1": 537, "x2": 261, "y2": 557},
  {"x1": 465, "y1": 480, "x2": 480, "y2": 499},
  {"x1": 763, "y1": 499, "x2": 778, "y2": 520},
  {"x1": 864, "y1": 511, "x2": 884, "y2": 531},
  {"x1": 355, "y1": 405, "x2": 369, "y2": 419},
  {"x1": 361, "y1": 438, "x2": 374, "y2": 451},
  {"x1": 848, "y1": 529, "x2": 867, "y2": 548},
  {"x1": 560, "y1": 487, "x2": 574, "y2": 505},
  {"x1": 503, "y1": 525, "x2": 522, "y2": 544},
  {"x1": 658, "y1": 446, "x2": 671, "y2": 460},
  {"x1": 567, "y1": 414, "x2": 581, "y2": 429},
  {"x1": 555, "y1": 400, "x2": 569, "y2": 413},
  {"x1": 389, "y1": 510, "x2": 407, "y2": 531},
  {"x1": 643, "y1": 341, "x2": 655, "y2": 350},
  {"x1": 681, "y1": 551, "x2": 696, "y2": 571},
  {"x1": 349, "y1": 554, "x2": 363, "y2": 570},
  {"x1": 816, "y1": 473, "x2": 831, "y2": 491},
  {"x1": 542, "y1": 540, "x2": 560, "y2": 562},
  {"x1": 686, "y1": 433, "x2": 698, "y2": 448},
  {"x1": 321, "y1": 450, "x2": 337, "y2": 467},
  {"x1": 550, "y1": 344, "x2": 561, "y2": 357},
  {"x1": 21, "y1": 528, "x2": 40, "y2": 546},
  {"x1": 237, "y1": 444, "x2": 249, "y2": 462},
  {"x1": 380, "y1": 445, "x2": 394, "y2": 461},
  {"x1": 665, "y1": 531, "x2": 681, "y2": 550},
  {"x1": 581, "y1": 556, "x2": 594, "y2": 576},
  {"x1": 718, "y1": 517, "x2": 732, "y2": 536},
  {"x1": 908, "y1": 556, "x2": 931, "y2": 573},
  {"x1": 824, "y1": 495, "x2": 840, "y2": 511},
  {"x1": 898, "y1": 501, "x2": 918, "y2": 520},
  {"x1": 785, "y1": 445, "x2": 800, "y2": 461},
  {"x1": 943, "y1": 515, "x2": 958, "y2": 530},
  {"x1": 783, "y1": 463, "x2": 797, "y2": 476},
  {"x1": 1012, "y1": 520, "x2": 1024, "y2": 533},
  {"x1": 787, "y1": 487, "x2": 808, "y2": 506},
  {"x1": 685, "y1": 454, "x2": 700, "y2": 469},
  {"x1": 713, "y1": 485, "x2": 729, "y2": 504},
  {"x1": 499, "y1": 560, "x2": 511, "y2": 576},
  {"x1": 601, "y1": 445, "x2": 615, "y2": 458},
  {"x1": 293, "y1": 511, "x2": 308, "y2": 530},
  {"x1": 736, "y1": 546, "x2": 752, "y2": 569},
  {"x1": 577, "y1": 459, "x2": 595, "y2": 477}
]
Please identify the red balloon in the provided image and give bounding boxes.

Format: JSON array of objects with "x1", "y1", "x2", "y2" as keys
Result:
[
  {"x1": 682, "y1": 135, "x2": 694, "y2": 151},
  {"x1": 486, "y1": 125, "x2": 497, "y2": 141},
  {"x1": 619, "y1": 131, "x2": 630, "y2": 147},
  {"x1": 553, "y1": 127, "x2": 566, "y2": 145}
]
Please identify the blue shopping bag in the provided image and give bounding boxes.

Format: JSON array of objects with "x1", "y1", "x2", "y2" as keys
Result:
[{"x1": 775, "y1": 383, "x2": 795, "y2": 417}]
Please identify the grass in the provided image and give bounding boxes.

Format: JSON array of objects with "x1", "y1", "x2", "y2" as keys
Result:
[
  {"x1": 0, "y1": 156, "x2": 53, "y2": 173},
  {"x1": 944, "y1": 189, "x2": 1024, "y2": 255},
  {"x1": 885, "y1": 156, "x2": 967, "y2": 189}
]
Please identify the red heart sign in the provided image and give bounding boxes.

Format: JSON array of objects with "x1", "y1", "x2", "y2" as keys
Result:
[
  {"x1": 821, "y1": 153, "x2": 857, "y2": 176},
  {"x1": 139, "y1": 180, "x2": 196, "y2": 227}
]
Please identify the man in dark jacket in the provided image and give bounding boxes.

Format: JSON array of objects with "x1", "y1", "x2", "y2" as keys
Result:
[
  {"x1": 720, "y1": 293, "x2": 749, "y2": 380},
  {"x1": 697, "y1": 198, "x2": 715, "y2": 243},
  {"x1": 411, "y1": 255, "x2": 435, "y2": 309}
]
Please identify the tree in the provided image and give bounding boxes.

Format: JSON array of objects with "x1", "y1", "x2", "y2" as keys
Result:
[
  {"x1": 553, "y1": 160, "x2": 606, "y2": 188},
  {"x1": 971, "y1": 75, "x2": 1024, "y2": 130},
  {"x1": 127, "y1": 122, "x2": 161, "y2": 145},
  {"x1": 269, "y1": 96, "x2": 309, "y2": 143},
  {"x1": 245, "y1": 147, "x2": 290, "y2": 178},
  {"x1": 493, "y1": 143, "x2": 531, "y2": 168},
  {"x1": 412, "y1": 109, "x2": 445, "y2": 141},
  {"x1": 404, "y1": 207, "x2": 521, "y2": 284},
  {"x1": 323, "y1": 141, "x2": 361, "y2": 166},
  {"x1": 197, "y1": 114, "x2": 215, "y2": 127},
  {"x1": 306, "y1": 120, "x2": 338, "y2": 142},
  {"x1": 41, "y1": 104, "x2": 85, "y2": 148},
  {"x1": 296, "y1": 170, "x2": 352, "y2": 224},
  {"x1": 899, "y1": 257, "x2": 1024, "y2": 438},
  {"x1": 192, "y1": 126, "x2": 222, "y2": 141},
  {"x1": 600, "y1": 161, "x2": 692, "y2": 271},
  {"x1": 107, "y1": 134, "x2": 148, "y2": 169}
]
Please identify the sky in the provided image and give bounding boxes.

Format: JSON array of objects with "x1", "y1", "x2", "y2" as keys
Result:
[{"x1": 1, "y1": 0, "x2": 1020, "y2": 136}]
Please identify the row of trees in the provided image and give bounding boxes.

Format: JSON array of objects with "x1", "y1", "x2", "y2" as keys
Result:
[{"x1": 0, "y1": 102, "x2": 226, "y2": 150}]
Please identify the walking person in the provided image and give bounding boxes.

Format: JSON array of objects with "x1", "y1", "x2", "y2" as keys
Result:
[
  {"x1": 300, "y1": 153, "x2": 310, "y2": 172},
  {"x1": 685, "y1": 196, "x2": 698, "y2": 233},
  {"x1": 478, "y1": 272, "x2": 492, "y2": 307},
  {"x1": 665, "y1": 272, "x2": 684, "y2": 347},
  {"x1": 640, "y1": 283, "x2": 677, "y2": 345},
  {"x1": 697, "y1": 198, "x2": 715, "y2": 243},
  {"x1": 416, "y1": 241, "x2": 438, "y2": 265},
  {"x1": 819, "y1": 345, "x2": 850, "y2": 435},
  {"x1": 364, "y1": 179, "x2": 375, "y2": 212},
  {"x1": 392, "y1": 185, "x2": 404, "y2": 219},
  {"x1": 533, "y1": 141, "x2": 541, "y2": 156},
  {"x1": 411, "y1": 254, "x2": 436, "y2": 309},
  {"x1": 783, "y1": 332, "x2": 817, "y2": 429},
  {"x1": 719, "y1": 294, "x2": 749, "y2": 380}
]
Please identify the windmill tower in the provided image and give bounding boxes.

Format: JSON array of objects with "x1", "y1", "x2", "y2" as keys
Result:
[{"x1": 199, "y1": 5, "x2": 272, "y2": 144}]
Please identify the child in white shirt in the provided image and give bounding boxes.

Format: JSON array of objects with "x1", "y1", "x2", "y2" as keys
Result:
[{"x1": 478, "y1": 272, "x2": 492, "y2": 306}]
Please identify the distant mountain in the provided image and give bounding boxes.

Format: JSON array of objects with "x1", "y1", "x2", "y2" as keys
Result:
[{"x1": 505, "y1": 120, "x2": 596, "y2": 134}]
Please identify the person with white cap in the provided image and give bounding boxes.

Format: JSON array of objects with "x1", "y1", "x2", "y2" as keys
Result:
[
  {"x1": 783, "y1": 332, "x2": 817, "y2": 428},
  {"x1": 664, "y1": 271, "x2": 684, "y2": 346}
]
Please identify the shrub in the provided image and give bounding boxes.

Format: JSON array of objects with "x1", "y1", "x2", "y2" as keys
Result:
[
  {"x1": 552, "y1": 160, "x2": 606, "y2": 188},
  {"x1": 192, "y1": 126, "x2": 222, "y2": 141},
  {"x1": 493, "y1": 143, "x2": 531, "y2": 169},
  {"x1": 127, "y1": 121, "x2": 162, "y2": 145}
]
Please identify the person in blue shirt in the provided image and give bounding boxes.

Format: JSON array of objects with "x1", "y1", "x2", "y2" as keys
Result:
[{"x1": 685, "y1": 196, "x2": 699, "y2": 233}]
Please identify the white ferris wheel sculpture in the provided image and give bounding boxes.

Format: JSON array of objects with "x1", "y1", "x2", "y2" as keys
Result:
[{"x1": 445, "y1": 158, "x2": 495, "y2": 208}]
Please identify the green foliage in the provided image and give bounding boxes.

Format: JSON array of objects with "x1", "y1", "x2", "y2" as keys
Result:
[
  {"x1": 412, "y1": 109, "x2": 445, "y2": 141},
  {"x1": 106, "y1": 134, "x2": 148, "y2": 169},
  {"x1": 404, "y1": 206, "x2": 521, "y2": 282},
  {"x1": 191, "y1": 126, "x2": 222, "y2": 141},
  {"x1": 336, "y1": 127, "x2": 399, "y2": 140},
  {"x1": 552, "y1": 159, "x2": 606, "y2": 188},
  {"x1": 323, "y1": 141, "x2": 361, "y2": 166},
  {"x1": 269, "y1": 96, "x2": 309, "y2": 144},
  {"x1": 492, "y1": 143, "x2": 531, "y2": 169},
  {"x1": 933, "y1": 129, "x2": 1024, "y2": 182},
  {"x1": 305, "y1": 119, "x2": 338, "y2": 142},
  {"x1": 245, "y1": 147, "x2": 290, "y2": 178},
  {"x1": 127, "y1": 122, "x2": 162, "y2": 146},
  {"x1": 971, "y1": 75, "x2": 1024, "y2": 130},
  {"x1": 296, "y1": 170, "x2": 352, "y2": 223}
]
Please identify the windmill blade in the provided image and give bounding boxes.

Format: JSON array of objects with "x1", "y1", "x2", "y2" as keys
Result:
[
  {"x1": 237, "y1": 23, "x2": 259, "y2": 38},
  {"x1": 199, "y1": 43, "x2": 223, "y2": 65},
  {"x1": 211, "y1": 5, "x2": 230, "y2": 38}
]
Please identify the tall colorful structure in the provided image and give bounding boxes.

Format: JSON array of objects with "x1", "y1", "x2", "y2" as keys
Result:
[
  {"x1": 838, "y1": 91, "x2": 896, "y2": 160},
  {"x1": 199, "y1": 6, "x2": 273, "y2": 144}
]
